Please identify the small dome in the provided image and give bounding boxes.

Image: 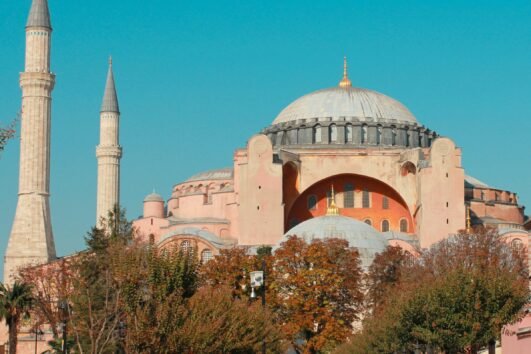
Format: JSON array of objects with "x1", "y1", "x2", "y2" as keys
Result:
[
  {"x1": 280, "y1": 215, "x2": 388, "y2": 269},
  {"x1": 186, "y1": 168, "x2": 233, "y2": 182},
  {"x1": 273, "y1": 87, "x2": 417, "y2": 125},
  {"x1": 144, "y1": 193, "x2": 163, "y2": 202}
]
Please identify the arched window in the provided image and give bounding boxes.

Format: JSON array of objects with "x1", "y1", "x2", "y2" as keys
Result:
[
  {"x1": 330, "y1": 124, "x2": 338, "y2": 143},
  {"x1": 180, "y1": 240, "x2": 192, "y2": 253},
  {"x1": 382, "y1": 196, "x2": 389, "y2": 210},
  {"x1": 405, "y1": 128, "x2": 410, "y2": 147},
  {"x1": 344, "y1": 184, "x2": 354, "y2": 208},
  {"x1": 511, "y1": 238, "x2": 523, "y2": 250},
  {"x1": 313, "y1": 125, "x2": 322, "y2": 143},
  {"x1": 376, "y1": 125, "x2": 382, "y2": 145},
  {"x1": 381, "y1": 220, "x2": 390, "y2": 232},
  {"x1": 361, "y1": 124, "x2": 368, "y2": 144},
  {"x1": 400, "y1": 219, "x2": 408, "y2": 233},
  {"x1": 308, "y1": 195, "x2": 317, "y2": 210},
  {"x1": 346, "y1": 124, "x2": 353, "y2": 143},
  {"x1": 364, "y1": 219, "x2": 372, "y2": 226},
  {"x1": 201, "y1": 249, "x2": 213, "y2": 263},
  {"x1": 391, "y1": 126, "x2": 397, "y2": 146},
  {"x1": 362, "y1": 189, "x2": 370, "y2": 208},
  {"x1": 480, "y1": 190, "x2": 485, "y2": 200}
]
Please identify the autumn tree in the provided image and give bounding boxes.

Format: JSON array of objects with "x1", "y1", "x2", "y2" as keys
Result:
[
  {"x1": 339, "y1": 228, "x2": 529, "y2": 354},
  {"x1": 364, "y1": 245, "x2": 412, "y2": 314},
  {"x1": 271, "y1": 236, "x2": 364, "y2": 353}
]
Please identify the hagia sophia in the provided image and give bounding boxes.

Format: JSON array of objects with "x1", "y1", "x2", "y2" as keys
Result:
[{"x1": 3, "y1": 0, "x2": 530, "y2": 352}]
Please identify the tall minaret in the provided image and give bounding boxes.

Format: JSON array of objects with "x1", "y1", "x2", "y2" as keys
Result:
[
  {"x1": 96, "y1": 58, "x2": 122, "y2": 226},
  {"x1": 4, "y1": 0, "x2": 57, "y2": 283}
]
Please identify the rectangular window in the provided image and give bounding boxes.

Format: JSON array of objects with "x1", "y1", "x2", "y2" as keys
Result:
[
  {"x1": 382, "y1": 196, "x2": 389, "y2": 209},
  {"x1": 362, "y1": 189, "x2": 370, "y2": 208},
  {"x1": 344, "y1": 184, "x2": 354, "y2": 208}
]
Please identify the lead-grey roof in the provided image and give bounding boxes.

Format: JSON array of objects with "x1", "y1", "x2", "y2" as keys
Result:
[
  {"x1": 186, "y1": 168, "x2": 234, "y2": 182},
  {"x1": 280, "y1": 215, "x2": 388, "y2": 269},
  {"x1": 26, "y1": 0, "x2": 51, "y2": 29},
  {"x1": 273, "y1": 86, "x2": 417, "y2": 125},
  {"x1": 144, "y1": 193, "x2": 163, "y2": 202},
  {"x1": 101, "y1": 62, "x2": 120, "y2": 113},
  {"x1": 464, "y1": 175, "x2": 490, "y2": 189}
]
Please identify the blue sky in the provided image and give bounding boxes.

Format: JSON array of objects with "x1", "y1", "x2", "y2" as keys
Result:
[{"x1": 1, "y1": 0, "x2": 530, "y2": 265}]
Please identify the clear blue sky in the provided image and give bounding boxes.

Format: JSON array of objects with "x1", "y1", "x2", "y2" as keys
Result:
[{"x1": 1, "y1": 0, "x2": 530, "y2": 265}]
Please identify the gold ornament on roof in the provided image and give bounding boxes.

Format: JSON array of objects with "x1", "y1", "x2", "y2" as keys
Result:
[
  {"x1": 326, "y1": 184, "x2": 340, "y2": 216},
  {"x1": 466, "y1": 204, "x2": 471, "y2": 233},
  {"x1": 339, "y1": 56, "x2": 352, "y2": 88}
]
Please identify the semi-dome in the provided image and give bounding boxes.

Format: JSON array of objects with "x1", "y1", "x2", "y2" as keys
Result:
[
  {"x1": 280, "y1": 215, "x2": 388, "y2": 269},
  {"x1": 273, "y1": 86, "x2": 417, "y2": 125}
]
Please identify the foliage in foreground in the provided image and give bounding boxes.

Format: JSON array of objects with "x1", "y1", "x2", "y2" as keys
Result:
[{"x1": 337, "y1": 228, "x2": 529, "y2": 354}]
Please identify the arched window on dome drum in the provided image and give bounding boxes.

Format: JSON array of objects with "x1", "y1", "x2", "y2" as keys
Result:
[
  {"x1": 382, "y1": 196, "x2": 389, "y2": 210},
  {"x1": 376, "y1": 125, "x2": 382, "y2": 145},
  {"x1": 391, "y1": 126, "x2": 397, "y2": 146},
  {"x1": 346, "y1": 124, "x2": 353, "y2": 143},
  {"x1": 405, "y1": 128, "x2": 410, "y2": 147},
  {"x1": 361, "y1": 124, "x2": 367, "y2": 144},
  {"x1": 400, "y1": 219, "x2": 408, "y2": 233},
  {"x1": 201, "y1": 249, "x2": 213, "y2": 263},
  {"x1": 330, "y1": 124, "x2": 338, "y2": 143},
  {"x1": 381, "y1": 220, "x2": 390, "y2": 232},
  {"x1": 364, "y1": 219, "x2": 372, "y2": 226},
  {"x1": 180, "y1": 240, "x2": 192, "y2": 254},
  {"x1": 362, "y1": 189, "x2": 370, "y2": 208},
  {"x1": 344, "y1": 184, "x2": 354, "y2": 208},
  {"x1": 313, "y1": 125, "x2": 322, "y2": 143},
  {"x1": 308, "y1": 195, "x2": 317, "y2": 210}
]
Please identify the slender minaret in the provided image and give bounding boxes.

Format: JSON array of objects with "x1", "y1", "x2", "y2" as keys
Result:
[
  {"x1": 4, "y1": 0, "x2": 57, "y2": 283},
  {"x1": 96, "y1": 58, "x2": 122, "y2": 226}
]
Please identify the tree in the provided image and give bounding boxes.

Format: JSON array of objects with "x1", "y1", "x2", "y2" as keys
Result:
[
  {"x1": 271, "y1": 236, "x2": 364, "y2": 353},
  {"x1": 0, "y1": 281, "x2": 34, "y2": 354},
  {"x1": 364, "y1": 245, "x2": 411, "y2": 314},
  {"x1": 0, "y1": 117, "x2": 17, "y2": 155},
  {"x1": 339, "y1": 228, "x2": 529, "y2": 353}
]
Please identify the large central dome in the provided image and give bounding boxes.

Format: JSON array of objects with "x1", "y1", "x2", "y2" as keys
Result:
[{"x1": 273, "y1": 86, "x2": 417, "y2": 125}]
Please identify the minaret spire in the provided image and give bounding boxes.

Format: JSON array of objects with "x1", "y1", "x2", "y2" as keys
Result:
[
  {"x1": 96, "y1": 58, "x2": 122, "y2": 226},
  {"x1": 339, "y1": 56, "x2": 352, "y2": 88},
  {"x1": 101, "y1": 58, "x2": 120, "y2": 113},
  {"x1": 26, "y1": 0, "x2": 51, "y2": 29},
  {"x1": 5, "y1": 0, "x2": 56, "y2": 283}
]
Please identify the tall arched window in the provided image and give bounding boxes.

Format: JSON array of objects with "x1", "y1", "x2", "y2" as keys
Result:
[
  {"x1": 382, "y1": 196, "x2": 389, "y2": 210},
  {"x1": 313, "y1": 125, "x2": 322, "y2": 143},
  {"x1": 361, "y1": 124, "x2": 368, "y2": 144},
  {"x1": 346, "y1": 124, "x2": 353, "y2": 143},
  {"x1": 344, "y1": 184, "x2": 354, "y2": 208},
  {"x1": 364, "y1": 219, "x2": 372, "y2": 226},
  {"x1": 330, "y1": 124, "x2": 338, "y2": 143},
  {"x1": 376, "y1": 125, "x2": 382, "y2": 145},
  {"x1": 362, "y1": 189, "x2": 370, "y2": 208},
  {"x1": 381, "y1": 220, "x2": 390, "y2": 232},
  {"x1": 180, "y1": 240, "x2": 192, "y2": 253},
  {"x1": 308, "y1": 195, "x2": 317, "y2": 210},
  {"x1": 201, "y1": 249, "x2": 213, "y2": 263},
  {"x1": 391, "y1": 126, "x2": 397, "y2": 146},
  {"x1": 400, "y1": 219, "x2": 408, "y2": 233}
]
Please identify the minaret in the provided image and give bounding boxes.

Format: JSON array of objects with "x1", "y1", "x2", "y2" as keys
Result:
[
  {"x1": 96, "y1": 57, "x2": 122, "y2": 226},
  {"x1": 4, "y1": 0, "x2": 57, "y2": 283}
]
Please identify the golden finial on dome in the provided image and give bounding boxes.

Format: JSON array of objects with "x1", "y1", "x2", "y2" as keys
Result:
[
  {"x1": 339, "y1": 56, "x2": 352, "y2": 88},
  {"x1": 326, "y1": 184, "x2": 340, "y2": 216},
  {"x1": 466, "y1": 204, "x2": 471, "y2": 233}
]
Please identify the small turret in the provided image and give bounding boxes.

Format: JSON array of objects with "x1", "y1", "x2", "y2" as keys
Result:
[{"x1": 143, "y1": 192, "x2": 165, "y2": 218}]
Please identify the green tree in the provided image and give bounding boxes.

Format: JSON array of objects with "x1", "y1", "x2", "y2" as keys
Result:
[
  {"x1": 339, "y1": 228, "x2": 529, "y2": 354},
  {"x1": 0, "y1": 117, "x2": 17, "y2": 155},
  {"x1": 0, "y1": 281, "x2": 34, "y2": 354}
]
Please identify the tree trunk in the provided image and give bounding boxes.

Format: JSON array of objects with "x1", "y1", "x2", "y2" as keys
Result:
[
  {"x1": 488, "y1": 340, "x2": 496, "y2": 354},
  {"x1": 8, "y1": 316, "x2": 18, "y2": 354}
]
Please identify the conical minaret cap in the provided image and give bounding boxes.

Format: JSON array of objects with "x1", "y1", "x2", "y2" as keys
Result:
[
  {"x1": 101, "y1": 58, "x2": 120, "y2": 113},
  {"x1": 26, "y1": 0, "x2": 52, "y2": 29}
]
